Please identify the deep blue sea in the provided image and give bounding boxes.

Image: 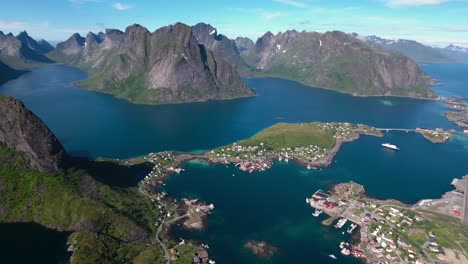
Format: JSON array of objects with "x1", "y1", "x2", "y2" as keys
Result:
[{"x1": 0, "y1": 63, "x2": 467, "y2": 263}]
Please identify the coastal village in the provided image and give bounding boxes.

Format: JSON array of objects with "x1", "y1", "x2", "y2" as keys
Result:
[
  {"x1": 207, "y1": 122, "x2": 383, "y2": 172},
  {"x1": 307, "y1": 180, "x2": 468, "y2": 264}
]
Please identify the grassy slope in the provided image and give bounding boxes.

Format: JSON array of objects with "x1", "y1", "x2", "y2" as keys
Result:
[
  {"x1": 237, "y1": 122, "x2": 337, "y2": 150},
  {"x1": 0, "y1": 144, "x2": 163, "y2": 264},
  {"x1": 415, "y1": 211, "x2": 468, "y2": 253}
]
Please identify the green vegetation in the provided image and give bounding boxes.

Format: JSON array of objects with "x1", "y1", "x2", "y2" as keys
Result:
[
  {"x1": 237, "y1": 122, "x2": 337, "y2": 150},
  {"x1": 415, "y1": 212, "x2": 468, "y2": 253},
  {"x1": 0, "y1": 143, "x2": 163, "y2": 263}
]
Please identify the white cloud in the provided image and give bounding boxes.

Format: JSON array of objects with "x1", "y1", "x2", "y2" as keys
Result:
[
  {"x1": 273, "y1": 0, "x2": 308, "y2": 8},
  {"x1": 261, "y1": 11, "x2": 286, "y2": 21},
  {"x1": 112, "y1": 2, "x2": 133, "y2": 10},
  {"x1": 0, "y1": 21, "x2": 28, "y2": 30},
  {"x1": 385, "y1": 0, "x2": 447, "y2": 7}
]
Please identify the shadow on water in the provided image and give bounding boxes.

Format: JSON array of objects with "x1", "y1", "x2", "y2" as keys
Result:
[
  {"x1": 0, "y1": 222, "x2": 71, "y2": 264},
  {"x1": 66, "y1": 156, "x2": 152, "y2": 187}
]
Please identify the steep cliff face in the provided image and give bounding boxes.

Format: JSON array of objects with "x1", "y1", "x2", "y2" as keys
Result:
[
  {"x1": 192, "y1": 23, "x2": 248, "y2": 69},
  {"x1": 0, "y1": 95, "x2": 65, "y2": 173},
  {"x1": 52, "y1": 23, "x2": 254, "y2": 104},
  {"x1": 235, "y1": 37, "x2": 254, "y2": 52},
  {"x1": 243, "y1": 30, "x2": 434, "y2": 98}
]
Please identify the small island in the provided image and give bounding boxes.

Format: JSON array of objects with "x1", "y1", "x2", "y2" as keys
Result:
[
  {"x1": 415, "y1": 128, "x2": 454, "y2": 143},
  {"x1": 244, "y1": 240, "x2": 279, "y2": 258},
  {"x1": 306, "y1": 179, "x2": 468, "y2": 263}
]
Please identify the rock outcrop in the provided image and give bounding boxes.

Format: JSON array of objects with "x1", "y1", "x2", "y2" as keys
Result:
[
  {"x1": 192, "y1": 22, "x2": 248, "y2": 69},
  {"x1": 0, "y1": 95, "x2": 65, "y2": 173}
]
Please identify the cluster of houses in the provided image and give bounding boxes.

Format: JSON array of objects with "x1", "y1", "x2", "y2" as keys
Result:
[
  {"x1": 182, "y1": 198, "x2": 215, "y2": 214},
  {"x1": 192, "y1": 244, "x2": 215, "y2": 264},
  {"x1": 366, "y1": 206, "x2": 439, "y2": 263},
  {"x1": 308, "y1": 190, "x2": 340, "y2": 212},
  {"x1": 308, "y1": 183, "x2": 446, "y2": 263},
  {"x1": 208, "y1": 143, "x2": 272, "y2": 172},
  {"x1": 140, "y1": 152, "x2": 177, "y2": 185}
]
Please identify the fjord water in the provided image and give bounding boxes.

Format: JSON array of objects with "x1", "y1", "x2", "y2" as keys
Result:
[
  {"x1": 0, "y1": 64, "x2": 467, "y2": 263},
  {"x1": 421, "y1": 63, "x2": 468, "y2": 98},
  {"x1": 0, "y1": 64, "x2": 458, "y2": 158}
]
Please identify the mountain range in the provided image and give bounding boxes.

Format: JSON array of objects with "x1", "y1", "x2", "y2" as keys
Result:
[
  {"x1": 0, "y1": 31, "x2": 55, "y2": 84},
  {"x1": 365, "y1": 35, "x2": 468, "y2": 64},
  {"x1": 4, "y1": 22, "x2": 468, "y2": 101},
  {"x1": 241, "y1": 30, "x2": 434, "y2": 98},
  {"x1": 49, "y1": 22, "x2": 254, "y2": 104}
]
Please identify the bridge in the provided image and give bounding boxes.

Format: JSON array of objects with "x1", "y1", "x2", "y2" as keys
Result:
[{"x1": 376, "y1": 128, "x2": 418, "y2": 132}]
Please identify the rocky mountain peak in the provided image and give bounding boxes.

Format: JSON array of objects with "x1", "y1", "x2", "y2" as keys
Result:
[
  {"x1": 0, "y1": 95, "x2": 66, "y2": 173},
  {"x1": 55, "y1": 33, "x2": 85, "y2": 55},
  {"x1": 234, "y1": 37, "x2": 254, "y2": 52},
  {"x1": 85, "y1": 32, "x2": 102, "y2": 46}
]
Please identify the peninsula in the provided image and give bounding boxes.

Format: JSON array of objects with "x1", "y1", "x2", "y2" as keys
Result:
[
  {"x1": 306, "y1": 179, "x2": 468, "y2": 263},
  {"x1": 207, "y1": 122, "x2": 383, "y2": 172},
  {"x1": 445, "y1": 110, "x2": 468, "y2": 129}
]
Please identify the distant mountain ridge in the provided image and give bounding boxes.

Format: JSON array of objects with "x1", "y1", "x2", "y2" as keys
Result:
[
  {"x1": 241, "y1": 30, "x2": 434, "y2": 98},
  {"x1": 235, "y1": 37, "x2": 254, "y2": 52},
  {"x1": 49, "y1": 22, "x2": 254, "y2": 104},
  {"x1": 16, "y1": 31, "x2": 54, "y2": 54},
  {"x1": 365, "y1": 35, "x2": 468, "y2": 63},
  {"x1": 0, "y1": 30, "x2": 53, "y2": 71}
]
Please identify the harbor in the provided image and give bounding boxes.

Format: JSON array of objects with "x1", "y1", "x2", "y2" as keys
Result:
[{"x1": 306, "y1": 181, "x2": 468, "y2": 263}]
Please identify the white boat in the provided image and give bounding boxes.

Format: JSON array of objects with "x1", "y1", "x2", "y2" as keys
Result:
[
  {"x1": 306, "y1": 198, "x2": 309, "y2": 204},
  {"x1": 347, "y1": 223, "x2": 357, "y2": 234},
  {"x1": 381, "y1": 143, "x2": 399, "y2": 150},
  {"x1": 329, "y1": 254, "x2": 337, "y2": 259},
  {"x1": 334, "y1": 218, "x2": 348, "y2": 229}
]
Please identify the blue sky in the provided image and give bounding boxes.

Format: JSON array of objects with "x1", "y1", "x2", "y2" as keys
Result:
[{"x1": 1, "y1": 0, "x2": 467, "y2": 47}]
